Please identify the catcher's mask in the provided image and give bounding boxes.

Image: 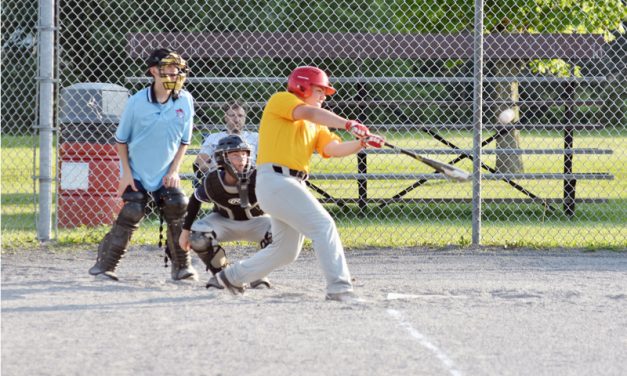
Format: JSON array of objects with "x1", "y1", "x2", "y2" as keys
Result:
[
  {"x1": 214, "y1": 135, "x2": 254, "y2": 207},
  {"x1": 214, "y1": 135, "x2": 252, "y2": 178},
  {"x1": 146, "y1": 49, "x2": 189, "y2": 98}
]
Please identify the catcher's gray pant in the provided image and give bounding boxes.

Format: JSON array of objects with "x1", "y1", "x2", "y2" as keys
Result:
[
  {"x1": 191, "y1": 212, "x2": 271, "y2": 243},
  {"x1": 224, "y1": 163, "x2": 353, "y2": 294}
]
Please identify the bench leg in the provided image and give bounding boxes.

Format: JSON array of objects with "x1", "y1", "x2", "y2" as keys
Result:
[
  {"x1": 564, "y1": 179, "x2": 577, "y2": 217},
  {"x1": 306, "y1": 181, "x2": 346, "y2": 209},
  {"x1": 357, "y1": 152, "x2": 367, "y2": 210}
]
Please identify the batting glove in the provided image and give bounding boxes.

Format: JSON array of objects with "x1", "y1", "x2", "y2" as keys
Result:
[
  {"x1": 345, "y1": 120, "x2": 369, "y2": 139},
  {"x1": 361, "y1": 133, "x2": 385, "y2": 149}
]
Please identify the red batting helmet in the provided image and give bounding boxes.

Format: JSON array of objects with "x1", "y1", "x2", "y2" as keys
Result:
[{"x1": 287, "y1": 66, "x2": 336, "y2": 99}]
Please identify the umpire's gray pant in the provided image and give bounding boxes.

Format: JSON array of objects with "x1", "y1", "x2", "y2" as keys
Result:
[{"x1": 225, "y1": 163, "x2": 353, "y2": 294}]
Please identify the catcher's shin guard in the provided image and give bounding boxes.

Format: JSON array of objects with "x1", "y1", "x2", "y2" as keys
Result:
[
  {"x1": 189, "y1": 231, "x2": 227, "y2": 275},
  {"x1": 162, "y1": 188, "x2": 198, "y2": 281},
  {"x1": 88, "y1": 191, "x2": 145, "y2": 280}
]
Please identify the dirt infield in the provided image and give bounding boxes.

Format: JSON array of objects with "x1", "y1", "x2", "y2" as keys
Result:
[{"x1": 2, "y1": 246, "x2": 626, "y2": 376}]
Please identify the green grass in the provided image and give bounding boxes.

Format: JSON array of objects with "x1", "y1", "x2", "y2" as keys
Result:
[{"x1": 2, "y1": 131, "x2": 626, "y2": 249}]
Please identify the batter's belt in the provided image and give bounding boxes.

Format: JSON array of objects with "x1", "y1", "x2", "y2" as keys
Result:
[{"x1": 272, "y1": 165, "x2": 309, "y2": 181}]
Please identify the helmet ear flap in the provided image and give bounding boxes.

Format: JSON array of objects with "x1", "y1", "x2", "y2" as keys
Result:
[{"x1": 296, "y1": 83, "x2": 310, "y2": 98}]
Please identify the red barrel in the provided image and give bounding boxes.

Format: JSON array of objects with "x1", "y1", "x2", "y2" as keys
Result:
[{"x1": 58, "y1": 142, "x2": 122, "y2": 228}]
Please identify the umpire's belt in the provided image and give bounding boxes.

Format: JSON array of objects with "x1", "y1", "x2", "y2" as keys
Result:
[{"x1": 272, "y1": 165, "x2": 309, "y2": 181}]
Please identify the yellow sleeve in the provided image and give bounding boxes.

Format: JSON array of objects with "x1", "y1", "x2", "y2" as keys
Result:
[
  {"x1": 267, "y1": 92, "x2": 305, "y2": 121},
  {"x1": 315, "y1": 126, "x2": 342, "y2": 158}
]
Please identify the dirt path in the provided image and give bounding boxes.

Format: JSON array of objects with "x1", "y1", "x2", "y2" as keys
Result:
[{"x1": 2, "y1": 247, "x2": 626, "y2": 376}]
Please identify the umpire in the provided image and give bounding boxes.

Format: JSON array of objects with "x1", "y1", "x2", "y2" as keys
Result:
[{"x1": 88, "y1": 48, "x2": 197, "y2": 281}]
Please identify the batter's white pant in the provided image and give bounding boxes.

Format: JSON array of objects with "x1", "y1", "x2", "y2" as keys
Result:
[{"x1": 224, "y1": 163, "x2": 353, "y2": 294}]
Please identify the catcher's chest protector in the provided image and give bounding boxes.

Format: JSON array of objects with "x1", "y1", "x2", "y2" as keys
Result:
[{"x1": 203, "y1": 170, "x2": 264, "y2": 220}]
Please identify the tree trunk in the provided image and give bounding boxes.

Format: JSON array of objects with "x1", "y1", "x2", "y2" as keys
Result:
[{"x1": 494, "y1": 60, "x2": 524, "y2": 174}]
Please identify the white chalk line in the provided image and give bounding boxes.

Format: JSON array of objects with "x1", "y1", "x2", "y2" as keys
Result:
[
  {"x1": 386, "y1": 292, "x2": 468, "y2": 300},
  {"x1": 387, "y1": 308, "x2": 463, "y2": 376}
]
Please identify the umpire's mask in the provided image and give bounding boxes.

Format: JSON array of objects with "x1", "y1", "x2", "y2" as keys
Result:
[
  {"x1": 159, "y1": 53, "x2": 188, "y2": 98},
  {"x1": 146, "y1": 49, "x2": 189, "y2": 98}
]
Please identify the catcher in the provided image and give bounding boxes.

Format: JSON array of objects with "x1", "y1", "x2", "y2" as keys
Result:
[
  {"x1": 88, "y1": 48, "x2": 197, "y2": 282},
  {"x1": 179, "y1": 135, "x2": 272, "y2": 289},
  {"x1": 213, "y1": 66, "x2": 385, "y2": 301}
]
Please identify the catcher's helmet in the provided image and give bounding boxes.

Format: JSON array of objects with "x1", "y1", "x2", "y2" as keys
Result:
[
  {"x1": 214, "y1": 135, "x2": 253, "y2": 179},
  {"x1": 287, "y1": 66, "x2": 336, "y2": 99}
]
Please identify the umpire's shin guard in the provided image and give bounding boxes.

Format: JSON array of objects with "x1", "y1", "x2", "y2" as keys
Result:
[
  {"x1": 162, "y1": 188, "x2": 198, "y2": 281},
  {"x1": 88, "y1": 191, "x2": 145, "y2": 280},
  {"x1": 88, "y1": 224, "x2": 134, "y2": 281}
]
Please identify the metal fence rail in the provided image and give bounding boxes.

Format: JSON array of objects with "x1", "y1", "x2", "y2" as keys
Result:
[{"x1": 1, "y1": 0, "x2": 625, "y2": 247}]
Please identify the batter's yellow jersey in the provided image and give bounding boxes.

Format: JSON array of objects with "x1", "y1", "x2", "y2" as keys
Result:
[{"x1": 256, "y1": 91, "x2": 341, "y2": 173}]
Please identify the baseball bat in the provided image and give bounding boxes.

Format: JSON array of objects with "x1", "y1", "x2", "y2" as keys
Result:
[{"x1": 384, "y1": 142, "x2": 471, "y2": 182}]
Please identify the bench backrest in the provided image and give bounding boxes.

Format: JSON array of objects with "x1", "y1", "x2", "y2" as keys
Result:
[{"x1": 127, "y1": 32, "x2": 605, "y2": 60}]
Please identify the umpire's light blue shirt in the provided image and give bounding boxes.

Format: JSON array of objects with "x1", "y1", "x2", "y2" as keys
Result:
[{"x1": 115, "y1": 86, "x2": 194, "y2": 192}]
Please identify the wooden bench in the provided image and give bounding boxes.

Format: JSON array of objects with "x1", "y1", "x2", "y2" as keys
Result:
[{"x1": 126, "y1": 31, "x2": 612, "y2": 216}]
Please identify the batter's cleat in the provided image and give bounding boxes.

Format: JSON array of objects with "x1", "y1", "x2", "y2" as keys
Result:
[
  {"x1": 205, "y1": 275, "x2": 224, "y2": 289},
  {"x1": 249, "y1": 277, "x2": 272, "y2": 289},
  {"x1": 325, "y1": 291, "x2": 366, "y2": 303},
  {"x1": 215, "y1": 271, "x2": 245, "y2": 295}
]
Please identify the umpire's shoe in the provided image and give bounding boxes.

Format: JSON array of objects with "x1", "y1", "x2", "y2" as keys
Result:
[
  {"x1": 166, "y1": 245, "x2": 199, "y2": 281},
  {"x1": 88, "y1": 232, "x2": 125, "y2": 281},
  {"x1": 215, "y1": 271, "x2": 245, "y2": 295},
  {"x1": 172, "y1": 263, "x2": 198, "y2": 281}
]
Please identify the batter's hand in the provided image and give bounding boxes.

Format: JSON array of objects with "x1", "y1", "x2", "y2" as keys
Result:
[
  {"x1": 361, "y1": 133, "x2": 385, "y2": 148},
  {"x1": 345, "y1": 120, "x2": 369, "y2": 139}
]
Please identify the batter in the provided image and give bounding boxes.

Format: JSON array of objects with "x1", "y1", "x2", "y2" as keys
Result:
[{"x1": 215, "y1": 66, "x2": 385, "y2": 301}]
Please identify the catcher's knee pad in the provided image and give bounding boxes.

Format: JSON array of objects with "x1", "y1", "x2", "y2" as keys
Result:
[
  {"x1": 259, "y1": 231, "x2": 272, "y2": 249},
  {"x1": 189, "y1": 231, "x2": 214, "y2": 252},
  {"x1": 190, "y1": 231, "x2": 227, "y2": 274},
  {"x1": 161, "y1": 187, "x2": 188, "y2": 221},
  {"x1": 117, "y1": 191, "x2": 146, "y2": 228}
]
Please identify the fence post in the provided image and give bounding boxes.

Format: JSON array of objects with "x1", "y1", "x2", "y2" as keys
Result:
[
  {"x1": 562, "y1": 82, "x2": 577, "y2": 217},
  {"x1": 472, "y1": 0, "x2": 484, "y2": 246},
  {"x1": 36, "y1": 0, "x2": 55, "y2": 241}
]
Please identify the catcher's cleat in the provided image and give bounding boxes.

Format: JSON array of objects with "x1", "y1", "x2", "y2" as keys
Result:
[
  {"x1": 325, "y1": 291, "x2": 365, "y2": 303},
  {"x1": 249, "y1": 277, "x2": 272, "y2": 289},
  {"x1": 205, "y1": 275, "x2": 224, "y2": 290},
  {"x1": 215, "y1": 271, "x2": 245, "y2": 295}
]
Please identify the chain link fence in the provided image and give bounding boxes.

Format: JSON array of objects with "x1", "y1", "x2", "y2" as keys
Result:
[
  {"x1": 2, "y1": 0, "x2": 625, "y2": 248},
  {"x1": 2, "y1": 0, "x2": 41, "y2": 239}
]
